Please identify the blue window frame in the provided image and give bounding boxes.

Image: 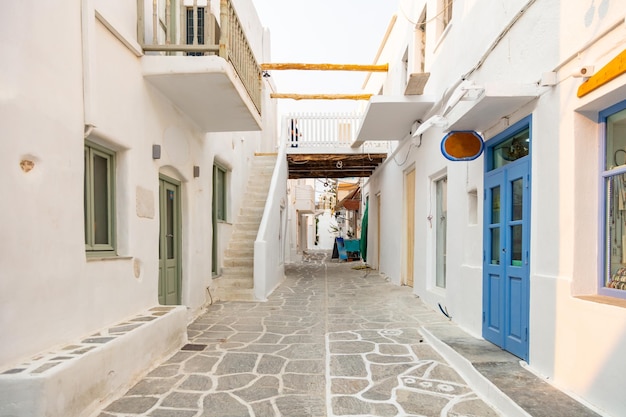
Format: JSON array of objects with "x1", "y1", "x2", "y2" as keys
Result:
[{"x1": 600, "y1": 100, "x2": 626, "y2": 298}]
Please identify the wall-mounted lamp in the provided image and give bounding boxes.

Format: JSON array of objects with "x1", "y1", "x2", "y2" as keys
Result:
[
  {"x1": 193, "y1": 166, "x2": 200, "y2": 178},
  {"x1": 412, "y1": 115, "x2": 448, "y2": 138},
  {"x1": 442, "y1": 81, "x2": 484, "y2": 116},
  {"x1": 152, "y1": 144, "x2": 161, "y2": 159}
]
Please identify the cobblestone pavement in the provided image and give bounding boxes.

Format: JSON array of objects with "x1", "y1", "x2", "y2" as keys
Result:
[{"x1": 96, "y1": 252, "x2": 501, "y2": 417}]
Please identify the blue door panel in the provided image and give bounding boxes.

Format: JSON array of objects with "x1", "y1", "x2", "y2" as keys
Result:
[
  {"x1": 487, "y1": 274, "x2": 501, "y2": 332},
  {"x1": 483, "y1": 157, "x2": 530, "y2": 362},
  {"x1": 507, "y1": 275, "x2": 523, "y2": 340}
]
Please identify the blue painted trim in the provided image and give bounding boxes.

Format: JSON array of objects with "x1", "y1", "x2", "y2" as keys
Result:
[
  {"x1": 598, "y1": 99, "x2": 626, "y2": 299},
  {"x1": 440, "y1": 130, "x2": 485, "y2": 161},
  {"x1": 483, "y1": 115, "x2": 532, "y2": 362},
  {"x1": 484, "y1": 116, "x2": 533, "y2": 173}
]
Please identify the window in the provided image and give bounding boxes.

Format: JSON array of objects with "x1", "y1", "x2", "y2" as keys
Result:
[
  {"x1": 186, "y1": 7, "x2": 205, "y2": 56},
  {"x1": 435, "y1": 177, "x2": 448, "y2": 288},
  {"x1": 416, "y1": 8, "x2": 427, "y2": 73},
  {"x1": 84, "y1": 141, "x2": 115, "y2": 253},
  {"x1": 214, "y1": 165, "x2": 227, "y2": 221},
  {"x1": 601, "y1": 101, "x2": 626, "y2": 296},
  {"x1": 491, "y1": 128, "x2": 530, "y2": 169},
  {"x1": 441, "y1": 0, "x2": 453, "y2": 30}
]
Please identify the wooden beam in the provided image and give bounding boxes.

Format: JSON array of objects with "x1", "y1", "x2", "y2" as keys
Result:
[
  {"x1": 261, "y1": 63, "x2": 388, "y2": 72},
  {"x1": 271, "y1": 93, "x2": 372, "y2": 100},
  {"x1": 578, "y1": 49, "x2": 626, "y2": 98}
]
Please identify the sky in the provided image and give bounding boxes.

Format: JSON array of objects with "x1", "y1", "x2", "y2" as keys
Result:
[{"x1": 251, "y1": 0, "x2": 399, "y2": 116}]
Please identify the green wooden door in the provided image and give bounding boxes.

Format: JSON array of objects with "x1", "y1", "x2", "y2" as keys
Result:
[{"x1": 159, "y1": 176, "x2": 181, "y2": 305}]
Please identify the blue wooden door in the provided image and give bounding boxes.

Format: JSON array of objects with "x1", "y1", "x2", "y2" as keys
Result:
[{"x1": 483, "y1": 159, "x2": 530, "y2": 361}]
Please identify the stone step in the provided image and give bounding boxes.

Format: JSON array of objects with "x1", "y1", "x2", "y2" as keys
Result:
[
  {"x1": 225, "y1": 247, "x2": 254, "y2": 258},
  {"x1": 243, "y1": 191, "x2": 270, "y2": 200},
  {"x1": 211, "y1": 286, "x2": 256, "y2": 302},
  {"x1": 231, "y1": 229, "x2": 259, "y2": 240},
  {"x1": 220, "y1": 266, "x2": 253, "y2": 278},
  {"x1": 236, "y1": 213, "x2": 263, "y2": 223},
  {"x1": 212, "y1": 276, "x2": 253, "y2": 289},
  {"x1": 239, "y1": 207, "x2": 264, "y2": 217},
  {"x1": 233, "y1": 222, "x2": 261, "y2": 232},
  {"x1": 227, "y1": 240, "x2": 255, "y2": 251},
  {"x1": 222, "y1": 257, "x2": 253, "y2": 268}
]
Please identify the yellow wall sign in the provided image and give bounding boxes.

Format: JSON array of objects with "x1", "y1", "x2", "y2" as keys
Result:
[
  {"x1": 441, "y1": 131, "x2": 484, "y2": 161},
  {"x1": 577, "y1": 49, "x2": 626, "y2": 98}
]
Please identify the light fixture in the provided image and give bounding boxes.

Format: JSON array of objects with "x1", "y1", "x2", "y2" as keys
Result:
[
  {"x1": 152, "y1": 144, "x2": 161, "y2": 159},
  {"x1": 412, "y1": 115, "x2": 448, "y2": 138},
  {"x1": 442, "y1": 81, "x2": 484, "y2": 116}
]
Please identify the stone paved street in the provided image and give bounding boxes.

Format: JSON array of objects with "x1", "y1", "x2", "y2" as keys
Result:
[{"x1": 95, "y1": 252, "x2": 501, "y2": 417}]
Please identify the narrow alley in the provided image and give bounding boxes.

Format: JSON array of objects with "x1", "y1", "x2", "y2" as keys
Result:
[{"x1": 94, "y1": 253, "x2": 600, "y2": 417}]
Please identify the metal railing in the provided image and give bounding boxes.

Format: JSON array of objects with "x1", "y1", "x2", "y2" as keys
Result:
[
  {"x1": 283, "y1": 113, "x2": 391, "y2": 153},
  {"x1": 137, "y1": 0, "x2": 261, "y2": 113}
]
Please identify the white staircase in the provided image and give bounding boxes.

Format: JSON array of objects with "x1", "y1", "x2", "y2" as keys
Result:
[{"x1": 211, "y1": 154, "x2": 276, "y2": 301}]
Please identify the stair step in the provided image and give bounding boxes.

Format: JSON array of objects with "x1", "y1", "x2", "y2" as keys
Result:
[
  {"x1": 212, "y1": 276, "x2": 253, "y2": 289},
  {"x1": 225, "y1": 248, "x2": 254, "y2": 258},
  {"x1": 221, "y1": 266, "x2": 254, "y2": 277},
  {"x1": 223, "y1": 257, "x2": 254, "y2": 268},
  {"x1": 211, "y1": 287, "x2": 256, "y2": 302},
  {"x1": 227, "y1": 241, "x2": 254, "y2": 251},
  {"x1": 234, "y1": 223, "x2": 260, "y2": 232}
]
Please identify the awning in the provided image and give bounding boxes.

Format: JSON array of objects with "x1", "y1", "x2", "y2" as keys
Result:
[
  {"x1": 352, "y1": 95, "x2": 435, "y2": 146},
  {"x1": 445, "y1": 83, "x2": 539, "y2": 132},
  {"x1": 335, "y1": 186, "x2": 361, "y2": 211}
]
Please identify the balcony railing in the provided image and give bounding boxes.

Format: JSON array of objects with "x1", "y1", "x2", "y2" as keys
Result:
[
  {"x1": 283, "y1": 113, "x2": 391, "y2": 153},
  {"x1": 137, "y1": 0, "x2": 262, "y2": 113}
]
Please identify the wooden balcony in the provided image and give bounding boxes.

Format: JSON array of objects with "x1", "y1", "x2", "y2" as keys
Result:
[{"x1": 138, "y1": 0, "x2": 262, "y2": 132}]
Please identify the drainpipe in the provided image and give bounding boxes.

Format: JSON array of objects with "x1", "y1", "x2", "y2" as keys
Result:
[{"x1": 81, "y1": 0, "x2": 96, "y2": 136}]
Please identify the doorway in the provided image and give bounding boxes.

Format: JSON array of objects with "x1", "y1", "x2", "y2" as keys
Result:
[
  {"x1": 159, "y1": 175, "x2": 182, "y2": 305},
  {"x1": 404, "y1": 168, "x2": 416, "y2": 287},
  {"x1": 483, "y1": 120, "x2": 531, "y2": 361}
]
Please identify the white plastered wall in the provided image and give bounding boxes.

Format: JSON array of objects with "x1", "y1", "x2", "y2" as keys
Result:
[
  {"x1": 365, "y1": 0, "x2": 626, "y2": 415},
  {"x1": 0, "y1": 0, "x2": 274, "y2": 371}
]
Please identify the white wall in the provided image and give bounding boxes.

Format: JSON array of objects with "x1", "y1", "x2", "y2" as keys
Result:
[
  {"x1": 0, "y1": 0, "x2": 274, "y2": 371},
  {"x1": 316, "y1": 210, "x2": 339, "y2": 250},
  {"x1": 365, "y1": 0, "x2": 626, "y2": 415}
]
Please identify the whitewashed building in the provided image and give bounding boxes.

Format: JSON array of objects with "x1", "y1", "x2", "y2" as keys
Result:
[
  {"x1": 0, "y1": 0, "x2": 277, "y2": 415},
  {"x1": 356, "y1": 0, "x2": 626, "y2": 415}
]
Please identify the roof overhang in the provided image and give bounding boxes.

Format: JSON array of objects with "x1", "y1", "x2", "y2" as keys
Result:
[
  {"x1": 336, "y1": 186, "x2": 361, "y2": 211},
  {"x1": 353, "y1": 95, "x2": 436, "y2": 146},
  {"x1": 445, "y1": 83, "x2": 539, "y2": 132},
  {"x1": 142, "y1": 55, "x2": 262, "y2": 132}
]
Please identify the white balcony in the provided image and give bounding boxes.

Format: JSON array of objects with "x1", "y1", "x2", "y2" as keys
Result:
[
  {"x1": 138, "y1": 0, "x2": 262, "y2": 132},
  {"x1": 282, "y1": 113, "x2": 389, "y2": 180}
]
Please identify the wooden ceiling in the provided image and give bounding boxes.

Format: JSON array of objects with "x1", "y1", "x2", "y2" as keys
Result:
[{"x1": 287, "y1": 153, "x2": 386, "y2": 179}]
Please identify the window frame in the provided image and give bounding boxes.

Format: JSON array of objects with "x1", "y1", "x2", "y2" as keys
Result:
[
  {"x1": 84, "y1": 141, "x2": 116, "y2": 254},
  {"x1": 185, "y1": 6, "x2": 205, "y2": 56},
  {"x1": 213, "y1": 164, "x2": 228, "y2": 222},
  {"x1": 435, "y1": 175, "x2": 448, "y2": 289},
  {"x1": 599, "y1": 99, "x2": 626, "y2": 299}
]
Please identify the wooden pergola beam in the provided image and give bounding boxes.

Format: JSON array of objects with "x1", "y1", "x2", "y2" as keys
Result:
[
  {"x1": 271, "y1": 93, "x2": 372, "y2": 100},
  {"x1": 261, "y1": 63, "x2": 388, "y2": 72}
]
